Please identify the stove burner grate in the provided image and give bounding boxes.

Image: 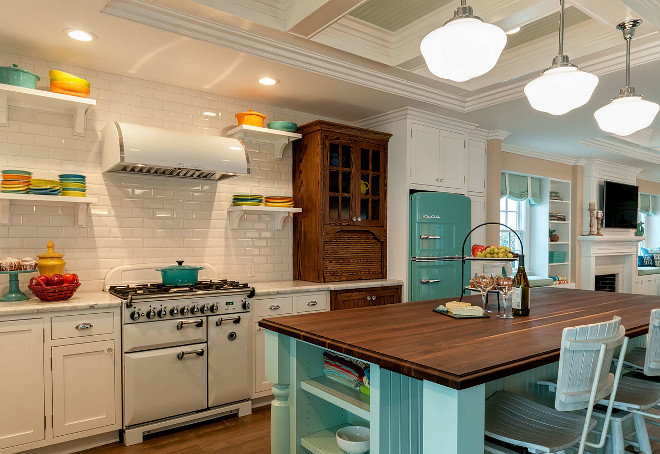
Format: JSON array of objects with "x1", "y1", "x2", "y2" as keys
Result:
[{"x1": 109, "y1": 279, "x2": 250, "y2": 298}]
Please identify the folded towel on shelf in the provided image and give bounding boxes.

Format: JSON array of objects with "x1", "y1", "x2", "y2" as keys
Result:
[
  {"x1": 362, "y1": 368, "x2": 370, "y2": 388},
  {"x1": 323, "y1": 351, "x2": 367, "y2": 378},
  {"x1": 323, "y1": 369, "x2": 363, "y2": 389},
  {"x1": 360, "y1": 385, "x2": 370, "y2": 396},
  {"x1": 324, "y1": 362, "x2": 361, "y2": 382}
]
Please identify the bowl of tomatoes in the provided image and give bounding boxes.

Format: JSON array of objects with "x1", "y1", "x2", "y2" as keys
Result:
[{"x1": 28, "y1": 273, "x2": 80, "y2": 301}]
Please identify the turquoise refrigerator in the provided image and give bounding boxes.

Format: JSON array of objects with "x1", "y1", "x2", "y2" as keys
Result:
[{"x1": 409, "y1": 192, "x2": 471, "y2": 302}]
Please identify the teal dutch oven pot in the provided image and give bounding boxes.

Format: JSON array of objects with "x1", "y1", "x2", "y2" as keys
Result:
[
  {"x1": 0, "y1": 64, "x2": 40, "y2": 89},
  {"x1": 156, "y1": 261, "x2": 204, "y2": 286}
]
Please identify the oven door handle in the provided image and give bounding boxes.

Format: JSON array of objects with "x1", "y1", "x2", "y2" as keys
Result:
[
  {"x1": 177, "y1": 349, "x2": 205, "y2": 360},
  {"x1": 176, "y1": 319, "x2": 204, "y2": 330},
  {"x1": 216, "y1": 316, "x2": 241, "y2": 326}
]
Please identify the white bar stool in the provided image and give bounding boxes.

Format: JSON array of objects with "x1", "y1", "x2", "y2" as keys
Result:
[{"x1": 485, "y1": 317, "x2": 628, "y2": 454}]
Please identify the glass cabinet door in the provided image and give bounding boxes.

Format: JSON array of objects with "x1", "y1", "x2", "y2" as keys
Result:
[
  {"x1": 326, "y1": 140, "x2": 355, "y2": 225},
  {"x1": 356, "y1": 142, "x2": 385, "y2": 226}
]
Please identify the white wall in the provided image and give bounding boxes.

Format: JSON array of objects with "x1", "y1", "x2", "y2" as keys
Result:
[{"x1": 0, "y1": 51, "x2": 335, "y2": 293}]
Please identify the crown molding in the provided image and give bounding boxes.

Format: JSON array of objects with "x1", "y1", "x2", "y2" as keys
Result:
[
  {"x1": 579, "y1": 137, "x2": 660, "y2": 165},
  {"x1": 488, "y1": 130, "x2": 512, "y2": 141},
  {"x1": 502, "y1": 143, "x2": 582, "y2": 166},
  {"x1": 102, "y1": 0, "x2": 467, "y2": 111},
  {"x1": 637, "y1": 174, "x2": 660, "y2": 184},
  {"x1": 356, "y1": 107, "x2": 479, "y2": 133}
]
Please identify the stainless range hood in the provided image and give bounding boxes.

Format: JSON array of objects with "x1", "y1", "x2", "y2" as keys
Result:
[{"x1": 101, "y1": 122, "x2": 249, "y2": 180}]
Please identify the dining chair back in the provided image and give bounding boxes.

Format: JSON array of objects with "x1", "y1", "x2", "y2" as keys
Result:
[{"x1": 644, "y1": 309, "x2": 660, "y2": 376}]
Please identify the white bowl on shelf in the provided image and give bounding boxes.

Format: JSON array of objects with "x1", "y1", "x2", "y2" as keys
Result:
[{"x1": 336, "y1": 426, "x2": 370, "y2": 453}]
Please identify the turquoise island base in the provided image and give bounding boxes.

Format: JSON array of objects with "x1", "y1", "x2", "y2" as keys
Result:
[{"x1": 258, "y1": 288, "x2": 657, "y2": 454}]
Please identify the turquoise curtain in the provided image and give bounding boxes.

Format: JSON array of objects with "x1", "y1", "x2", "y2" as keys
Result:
[
  {"x1": 501, "y1": 172, "x2": 542, "y2": 205},
  {"x1": 641, "y1": 193, "x2": 652, "y2": 215}
]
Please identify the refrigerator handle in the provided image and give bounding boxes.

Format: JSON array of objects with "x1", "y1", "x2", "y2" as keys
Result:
[
  {"x1": 420, "y1": 279, "x2": 442, "y2": 284},
  {"x1": 420, "y1": 234, "x2": 442, "y2": 240}
]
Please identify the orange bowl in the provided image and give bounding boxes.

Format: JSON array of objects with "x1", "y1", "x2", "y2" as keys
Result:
[
  {"x1": 2, "y1": 180, "x2": 30, "y2": 186},
  {"x1": 50, "y1": 80, "x2": 90, "y2": 98},
  {"x1": 235, "y1": 109, "x2": 265, "y2": 127}
]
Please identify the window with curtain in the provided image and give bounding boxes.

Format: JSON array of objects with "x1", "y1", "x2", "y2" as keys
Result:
[{"x1": 500, "y1": 172, "x2": 537, "y2": 264}]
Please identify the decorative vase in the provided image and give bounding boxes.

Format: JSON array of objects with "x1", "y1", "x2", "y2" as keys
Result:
[
  {"x1": 636, "y1": 221, "x2": 645, "y2": 236},
  {"x1": 37, "y1": 240, "x2": 65, "y2": 276}
]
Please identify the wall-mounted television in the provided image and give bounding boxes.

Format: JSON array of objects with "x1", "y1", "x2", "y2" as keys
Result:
[{"x1": 603, "y1": 181, "x2": 638, "y2": 229}]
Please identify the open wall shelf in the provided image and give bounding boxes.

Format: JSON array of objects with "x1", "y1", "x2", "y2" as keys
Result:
[
  {"x1": 226, "y1": 125, "x2": 301, "y2": 158},
  {"x1": 0, "y1": 193, "x2": 96, "y2": 227},
  {"x1": 227, "y1": 205, "x2": 301, "y2": 229},
  {"x1": 0, "y1": 83, "x2": 95, "y2": 136}
]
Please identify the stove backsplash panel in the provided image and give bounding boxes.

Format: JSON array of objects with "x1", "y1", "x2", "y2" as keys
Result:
[{"x1": 0, "y1": 51, "x2": 338, "y2": 292}]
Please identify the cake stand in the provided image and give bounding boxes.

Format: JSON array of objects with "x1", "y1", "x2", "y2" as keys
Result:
[{"x1": 0, "y1": 270, "x2": 38, "y2": 301}]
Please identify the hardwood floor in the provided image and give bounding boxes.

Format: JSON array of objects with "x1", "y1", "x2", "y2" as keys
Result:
[{"x1": 82, "y1": 406, "x2": 270, "y2": 454}]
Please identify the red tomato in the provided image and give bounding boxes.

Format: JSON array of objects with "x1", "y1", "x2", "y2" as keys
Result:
[
  {"x1": 35, "y1": 275, "x2": 50, "y2": 286},
  {"x1": 471, "y1": 244, "x2": 486, "y2": 257},
  {"x1": 62, "y1": 273, "x2": 78, "y2": 285},
  {"x1": 49, "y1": 274, "x2": 64, "y2": 286}
]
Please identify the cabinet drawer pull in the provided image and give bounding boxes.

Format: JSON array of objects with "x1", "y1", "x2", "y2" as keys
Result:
[
  {"x1": 177, "y1": 349, "x2": 205, "y2": 360},
  {"x1": 269, "y1": 304, "x2": 281, "y2": 310},
  {"x1": 176, "y1": 319, "x2": 204, "y2": 330},
  {"x1": 75, "y1": 322, "x2": 93, "y2": 330},
  {"x1": 372, "y1": 296, "x2": 377, "y2": 301},
  {"x1": 420, "y1": 235, "x2": 442, "y2": 240},
  {"x1": 366, "y1": 296, "x2": 372, "y2": 301},
  {"x1": 435, "y1": 178, "x2": 444, "y2": 182},
  {"x1": 307, "y1": 301, "x2": 318, "y2": 306},
  {"x1": 421, "y1": 279, "x2": 442, "y2": 284}
]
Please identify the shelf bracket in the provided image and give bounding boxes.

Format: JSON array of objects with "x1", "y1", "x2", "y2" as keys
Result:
[
  {"x1": 229, "y1": 211, "x2": 242, "y2": 230},
  {"x1": 0, "y1": 92, "x2": 7, "y2": 127},
  {"x1": 0, "y1": 200, "x2": 8, "y2": 224},
  {"x1": 273, "y1": 138, "x2": 289, "y2": 159},
  {"x1": 74, "y1": 203, "x2": 88, "y2": 227},
  {"x1": 73, "y1": 105, "x2": 86, "y2": 137},
  {"x1": 273, "y1": 211, "x2": 291, "y2": 229}
]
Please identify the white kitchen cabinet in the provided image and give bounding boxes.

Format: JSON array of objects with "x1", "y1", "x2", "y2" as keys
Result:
[
  {"x1": 51, "y1": 340, "x2": 117, "y2": 436},
  {"x1": 467, "y1": 138, "x2": 486, "y2": 195},
  {"x1": 252, "y1": 291, "x2": 330, "y2": 398},
  {"x1": 410, "y1": 123, "x2": 466, "y2": 191},
  {"x1": 0, "y1": 319, "x2": 44, "y2": 450}
]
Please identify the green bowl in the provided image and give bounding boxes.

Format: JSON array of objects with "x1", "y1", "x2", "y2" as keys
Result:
[
  {"x1": 0, "y1": 64, "x2": 40, "y2": 89},
  {"x1": 267, "y1": 121, "x2": 298, "y2": 133}
]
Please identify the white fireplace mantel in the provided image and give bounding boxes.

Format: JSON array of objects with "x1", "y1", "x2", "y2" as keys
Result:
[{"x1": 578, "y1": 235, "x2": 644, "y2": 292}]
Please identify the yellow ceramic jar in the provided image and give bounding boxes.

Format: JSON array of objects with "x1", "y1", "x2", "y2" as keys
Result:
[{"x1": 37, "y1": 241, "x2": 65, "y2": 276}]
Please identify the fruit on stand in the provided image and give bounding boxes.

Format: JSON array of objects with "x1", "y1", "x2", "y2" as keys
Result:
[
  {"x1": 35, "y1": 275, "x2": 50, "y2": 286},
  {"x1": 29, "y1": 273, "x2": 80, "y2": 301},
  {"x1": 471, "y1": 244, "x2": 486, "y2": 257},
  {"x1": 62, "y1": 273, "x2": 78, "y2": 284},
  {"x1": 473, "y1": 245, "x2": 514, "y2": 259}
]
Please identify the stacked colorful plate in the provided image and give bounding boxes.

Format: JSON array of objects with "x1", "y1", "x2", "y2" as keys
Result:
[
  {"x1": 265, "y1": 196, "x2": 294, "y2": 207},
  {"x1": 232, "y1": 194, "x2": 264, "y2": 206},
  {"x1": 59, "y1": 174, "x2": 86, "y2": 197},
  {"x1": 29, "y1": 179, "x2": 61, "y2": 196},
  {"x1": 1, "y1": 170, "x2": 32, "y2": 194}
]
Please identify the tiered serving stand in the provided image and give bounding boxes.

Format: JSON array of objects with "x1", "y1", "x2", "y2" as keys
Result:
[{"x1": 0, "y1": 269, "x2": 37, "y2": 301}]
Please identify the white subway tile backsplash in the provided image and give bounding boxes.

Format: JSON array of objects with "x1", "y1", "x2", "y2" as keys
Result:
[{"x1": 0, "y1": 51, "x2": 341, "y2": 291}]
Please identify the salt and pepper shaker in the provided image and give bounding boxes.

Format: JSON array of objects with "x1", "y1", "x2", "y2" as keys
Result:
[
  {"x1": 596, "y1": 211, "x2": 604, "y2": 236},
  {"x1": 588, "y1": 202, "x2": 597, "y2": 236}
]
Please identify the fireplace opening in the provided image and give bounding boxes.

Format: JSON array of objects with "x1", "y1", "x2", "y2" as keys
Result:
[{"x1": 595, "y1": 274, "x2": 617, "y2": 292}]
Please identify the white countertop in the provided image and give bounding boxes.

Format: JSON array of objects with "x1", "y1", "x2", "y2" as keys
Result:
[
  {"x1": 0, "y1": 291, "x2": 121, "y2": 317},
  {"x1": 251, "y1": 279, "x2": 403, "y2": 296}
]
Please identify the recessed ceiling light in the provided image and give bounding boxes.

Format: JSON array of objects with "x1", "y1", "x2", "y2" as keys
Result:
[
  {"x1": 65, "y1": 29, "x2": 97, "y2": 42},
  {"x1": 506, "y1": 27, "x2": 521, "y2": 35},
  {"x1": 259, "y1": 77, "x2": 279, "y2": 86}
]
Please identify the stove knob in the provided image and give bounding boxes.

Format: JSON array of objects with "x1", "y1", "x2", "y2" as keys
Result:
[
  {"x1": 170, "y1": 306, "x2": 179, "y2": 316},
  {"x1": 146, "y1": 308, "x2": 156, "y2": 319},
  {"x1": 157, "y1": 307, "x2": 168, "y2": 318},
  {"x1": 242, "y1": 300, "x2": 250, "y2": 310},
  {"x1": 191, "y1": 305, "x2": 200, "y2": 315},
  {"x1": 210, "y1": 303, "x2": 219, "y2": 313},
  {"x1": 130, "y1": 310, "x2": 141, "y2": 321},
  {"x1": 200, "y1": 304, "x2": 210, "y2": 314},
  {"x1": 180, "y1": 306, "x2": 190, "y2": 316}
]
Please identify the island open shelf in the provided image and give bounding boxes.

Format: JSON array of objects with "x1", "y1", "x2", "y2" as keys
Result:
[
  {"x1": 301, "y1": 376, "x2": 370, "y2": 421},
  {"x1": 300, "y1": 424, "x2": 351, "y2": 454}
]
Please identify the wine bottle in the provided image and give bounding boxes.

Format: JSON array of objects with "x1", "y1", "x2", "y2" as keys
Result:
[{"x1": 512, "y1": 263, "x2": 530, "y2": 316}]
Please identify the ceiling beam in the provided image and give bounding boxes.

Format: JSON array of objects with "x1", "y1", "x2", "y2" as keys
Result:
[
  {"x1": 189, "y1": 0, "x2": 286, "y2": 30},
  {"x1": 285, "y1": 0, "x2": 368, "y2": 38},
  {"x1": 570, "y1": 0, "x2": 648, "y2": 28}
]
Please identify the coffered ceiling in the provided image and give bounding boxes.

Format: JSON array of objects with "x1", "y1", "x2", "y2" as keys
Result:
[{"x1": 1, "y1": 0, "x2": 660, "y2": 179}]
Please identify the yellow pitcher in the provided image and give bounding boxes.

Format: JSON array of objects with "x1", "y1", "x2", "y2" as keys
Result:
[{"x1": 37, "y1": 241, "x2": 65, "y2": 276}]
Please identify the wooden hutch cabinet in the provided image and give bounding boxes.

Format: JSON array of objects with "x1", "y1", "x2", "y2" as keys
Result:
[{"x1": 293, "y1": 120, "x2": 392, "y2": 282}]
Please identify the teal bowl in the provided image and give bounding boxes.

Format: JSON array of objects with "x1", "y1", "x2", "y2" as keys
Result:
[
  {"x1": 0, "y1": 64, "x2": 40, "y2": 89},
  {"x1": 267, "y1": 121, "x2": 298, "y2": 133}
]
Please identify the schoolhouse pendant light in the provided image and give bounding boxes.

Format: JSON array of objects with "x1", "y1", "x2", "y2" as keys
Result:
[
  {"x1": 523, "y1": 0, "x2": 598, "y2": 115},
  {"x1": 420, "y1": 1, "x2": 506, "y2": 82},
  {"x1": 594, "y1": 19, "x2": 659, "y2": 136}
]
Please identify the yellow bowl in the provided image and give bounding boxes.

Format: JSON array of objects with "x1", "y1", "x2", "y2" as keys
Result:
[
  {"x1": 61, "y1": 191, "x2": 86, "y2": 197},
  {"x1": 49, "y1": 70, "x2": 90, "y2": 88},
  {"x1": 60, "y1": 182, "x2": 86, "y2": 188}
]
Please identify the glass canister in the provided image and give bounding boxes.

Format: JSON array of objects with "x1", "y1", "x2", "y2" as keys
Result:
[{"x1": 37, "y1": 241, "x2": 65, "y2": 276}]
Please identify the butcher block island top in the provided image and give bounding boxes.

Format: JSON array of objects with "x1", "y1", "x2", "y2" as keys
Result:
[{"x1": 259, "y1": 287, "x2": 659, "y2": 390}]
